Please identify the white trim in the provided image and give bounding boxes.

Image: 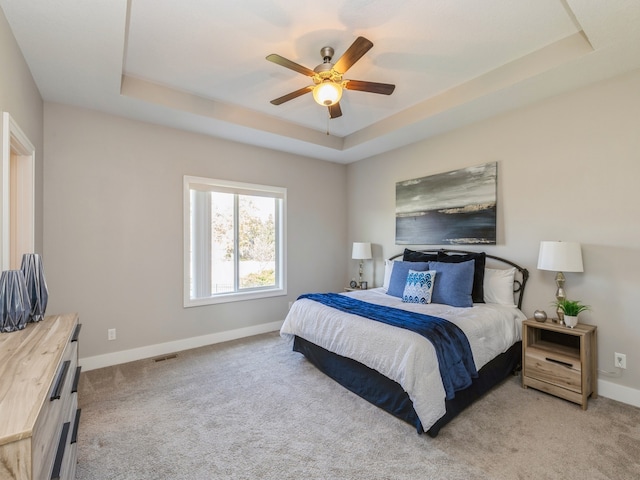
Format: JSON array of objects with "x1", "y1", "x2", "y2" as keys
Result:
[
  {"x1": 1, "y1": 112, "x2": 36, "y2": 269},
  {"x1": 79, "y1": 320, "x2": 284, "y2": 371},
  {"x1": 80, "y1": 327, "x2": 640, "y2": 409},
  {"x1": 185, "y1": 288, "x2": 287, "y2": 307},
  {"x1": 183, "y1": 175, "x2": 287, "y2": 307},
  {"x1": 598, "y1": 379, "x2": 640, "y2": 408}
]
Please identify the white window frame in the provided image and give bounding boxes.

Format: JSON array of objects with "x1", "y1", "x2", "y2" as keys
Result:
[{"x1": 183, "y1": 175, "x2": 287, "y2": 307}]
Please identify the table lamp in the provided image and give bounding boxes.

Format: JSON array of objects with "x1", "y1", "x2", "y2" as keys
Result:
[
  {"x1": 537, "y1": 241, "x2": 584, "y2": 324},
  {"x1": 352, "y1": 242, "x2": 372, "y2": 288}
]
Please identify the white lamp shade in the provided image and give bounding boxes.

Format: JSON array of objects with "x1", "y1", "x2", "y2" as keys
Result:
[
  {"x1": 537, "y1": 241, "x2": 584, "y2": 272},
  {"x1": 352, "y1": 242, "x2": 372, "y2": 260},
  {"x1": 313, "y1": 81, "x2": 343, "y2": 106}
]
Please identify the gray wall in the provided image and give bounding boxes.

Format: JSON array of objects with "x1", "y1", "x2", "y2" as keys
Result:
[
  {"x1": 43, "y1": 103, "x2": 347, "y2": 360},
  {"x1": 5, "y1": 1, "x2": 639, "y2": 402},
  {"x1": 347, "y1": 68, "x2": 640, "y2": 399},
  {"x1": 0, "y1": 7, "x2": 44, "y2": 253}
]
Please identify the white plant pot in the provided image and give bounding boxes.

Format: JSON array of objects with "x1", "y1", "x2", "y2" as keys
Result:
[{"x1": 564, "y1": 315, "x2": 578, "y2": 328}]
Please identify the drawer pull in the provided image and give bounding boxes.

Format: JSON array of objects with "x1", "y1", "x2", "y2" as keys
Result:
[
  {"x1": 71, "y1": 409, "x2": 82, "y2": 444},
  {"x1": 51, "y1": 422, "x2": 70, "y2": 480},
  {"x1": 72, "y1": 323, "x2": 82, "y2": 342},
  {"x1": 545, "y1": 357, "x2": 573, "y2": 368},
  {"x1": 72, "y1": 366, "x2": 82, "y2": 394},
  {"x1": 50, "y1": 360, "x2": 71, "y2": 401}
]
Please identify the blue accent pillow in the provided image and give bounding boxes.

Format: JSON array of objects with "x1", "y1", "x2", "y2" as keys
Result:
[
  {"x1": 437, "y1": 251, "x2": 486, "y2": 303},
  {"x1": 428, "y1": 260, "x2": 475, "y2": 307},
  {"x1": 402, "y1": 270, "x2": 436, "y2": 304},
  {"x1": 387, "y1": 261, "x2": 430, "y2": 298}
]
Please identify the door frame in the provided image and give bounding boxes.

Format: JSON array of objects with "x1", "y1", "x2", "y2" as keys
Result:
[{"x1": 1, "y1": 112, "x2": 35, "y2": 269}]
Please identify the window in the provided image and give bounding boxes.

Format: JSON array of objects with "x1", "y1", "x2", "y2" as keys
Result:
[{"x1": 184, "y1": 176, "x2": 286, "y2": 306}]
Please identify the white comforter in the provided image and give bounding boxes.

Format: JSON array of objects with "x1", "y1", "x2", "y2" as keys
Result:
[{"x1": 280, "y1": 287, "x2": 526, "y2": 432}]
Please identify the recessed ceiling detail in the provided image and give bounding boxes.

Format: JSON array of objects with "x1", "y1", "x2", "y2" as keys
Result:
[{"x1": 1, "y1": 0, "x2": 639, "y2": 163}]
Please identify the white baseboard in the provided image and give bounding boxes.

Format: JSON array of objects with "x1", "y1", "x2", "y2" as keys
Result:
[
  {"x1": 81, "y1": 327, "x2": 640, "y2": 410},
  {"x1": 598, "y1": 379, "x2": 640, "y2": 408},
  {"x1": 79, "y1": 321, "x2": 284, "y2": 371}
]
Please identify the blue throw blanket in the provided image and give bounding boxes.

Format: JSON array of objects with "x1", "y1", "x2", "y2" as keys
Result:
[{"x1": 298, "y1": 293, "x2": 478, "y2": 400}]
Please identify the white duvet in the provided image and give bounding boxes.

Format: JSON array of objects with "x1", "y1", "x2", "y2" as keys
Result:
[{"x1": 280, "y1": 287, "x2": 526, "y2": 432}]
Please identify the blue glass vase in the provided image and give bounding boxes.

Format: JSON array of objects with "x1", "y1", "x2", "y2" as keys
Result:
[
  {"x1": 0, "y1": 270, "x2": 31, "y2": 333},
  {"x1": 20, "y1": 253, "x2": 49, "y2": 322}
]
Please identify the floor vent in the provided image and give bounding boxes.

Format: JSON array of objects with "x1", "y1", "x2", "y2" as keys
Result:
[{"x1": 153, "y1": 354, "x2": 178, "y2": 363}]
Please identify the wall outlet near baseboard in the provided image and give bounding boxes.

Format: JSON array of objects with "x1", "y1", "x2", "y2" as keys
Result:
[
  {"x1": 108, "y1": 328, "x2": 116, "y2": 341},
  {"x1": 615, "y1": 352, "x2": 626, "y2": 369}
]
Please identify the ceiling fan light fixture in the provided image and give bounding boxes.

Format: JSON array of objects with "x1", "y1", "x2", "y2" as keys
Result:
[
  {"x1": 267, "y1": 37, "x2": 394, "y2": 118},
  {"x1": 313, "y1": 81, "x2": 342, "y2": 106}
]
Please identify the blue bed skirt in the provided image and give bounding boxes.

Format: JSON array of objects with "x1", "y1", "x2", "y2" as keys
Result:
[{"x1": 292, "y1": 336, "x2": 522, "y2": 437}]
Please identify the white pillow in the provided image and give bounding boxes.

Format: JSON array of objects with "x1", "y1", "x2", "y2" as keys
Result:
[
  {"x1": 382, "y1": 259, "x2": 395, "y2": 292},
  {"x1": 483, "y1": 267, "x2": 516, "y2": 306}
]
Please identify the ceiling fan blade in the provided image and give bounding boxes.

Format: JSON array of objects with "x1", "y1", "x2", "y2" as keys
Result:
[
  {"x1": 345, "y1": 80, "x2": 396, "y2": 95},
  {"x1": 328, "y1": 103, "x2": 342, "y2": 119},
  {"x1": 333, "y1": 36, "x2": 374, "y2": 74},
  {"x1": 266, "y1": 54, "x2": 316, "y2": 77},
  {"x1": 270, "y1": 85, "x2": 314, "y2": 105}
]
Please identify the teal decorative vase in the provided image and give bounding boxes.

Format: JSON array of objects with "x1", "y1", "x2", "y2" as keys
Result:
[
  {"x1": 0, "y1": 270, "x2": 31, "y2": 333},
  {"x1": 20, "y1": 253, "x2": 49, "y2": 322}
]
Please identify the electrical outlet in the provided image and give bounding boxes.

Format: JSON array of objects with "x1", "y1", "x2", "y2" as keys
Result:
[
  {"x1": 108, "y1": 328, "x2": 116, "y2": 341},
  {"x1": 615, "y1": 352, "x2": 626, "y2": 369}
]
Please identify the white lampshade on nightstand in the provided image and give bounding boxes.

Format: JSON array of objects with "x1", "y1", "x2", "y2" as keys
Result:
[
  {"x1": 352, "y1": 242, "x2": 372, "y2": 287},
  {"x1": 538, "y1": 241, "x2": 584, "y2": 323}
]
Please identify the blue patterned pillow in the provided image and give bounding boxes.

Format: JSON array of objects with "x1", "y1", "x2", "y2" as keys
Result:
[{"x1": 402, "y1": 270, "x2": 436, "y2": 304}]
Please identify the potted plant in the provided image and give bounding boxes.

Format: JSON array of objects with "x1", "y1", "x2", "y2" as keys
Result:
[{"x1": 554, "y1": 299, "x2": 590, "y2": 328}]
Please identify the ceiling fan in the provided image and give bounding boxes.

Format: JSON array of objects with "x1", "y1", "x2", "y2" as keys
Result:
[{"x1": 266, "y1": 36, "x2": 395, "y2": 119}]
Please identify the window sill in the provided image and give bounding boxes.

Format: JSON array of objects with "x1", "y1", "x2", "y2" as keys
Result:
[{"x1": 184, "y1": 287, "x2": 287, "y2": 308}]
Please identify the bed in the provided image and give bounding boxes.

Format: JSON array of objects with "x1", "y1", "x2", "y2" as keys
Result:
[{"x1": 280, "y1": 249, "x2": 529, "y2": 437}]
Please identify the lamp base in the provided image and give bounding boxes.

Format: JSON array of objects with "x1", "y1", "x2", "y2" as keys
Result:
[{"x1": 555, "y1": 271, "x2": 566, "y2": 325}]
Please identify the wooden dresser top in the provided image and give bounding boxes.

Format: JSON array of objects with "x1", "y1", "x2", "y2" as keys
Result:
[{"x1": 0, "y1": 313, "x2": 78, "y2": 446}]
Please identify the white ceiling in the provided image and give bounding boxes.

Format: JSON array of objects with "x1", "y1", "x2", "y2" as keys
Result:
[{"x1": 2, "y1": 0, "x2": 640, "y2": 163}]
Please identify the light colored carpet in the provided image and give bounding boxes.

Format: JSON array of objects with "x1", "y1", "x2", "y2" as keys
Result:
[{"x1": 77, "y1": 332, "x2": 640, "y2": 479}]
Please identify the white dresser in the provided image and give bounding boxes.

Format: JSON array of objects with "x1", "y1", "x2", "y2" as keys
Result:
[{"x1": 0, "y1": 313, "x2": 81, "y2": 480}]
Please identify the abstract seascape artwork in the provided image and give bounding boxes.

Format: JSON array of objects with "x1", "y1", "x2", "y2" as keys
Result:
[{"x1": 395, "y1": 162, "x2": 497, "y2": 245}]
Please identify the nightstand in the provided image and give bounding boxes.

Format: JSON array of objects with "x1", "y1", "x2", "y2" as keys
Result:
[{"x1": 522, "y1": 318, "x2": 597, "y2": 410}]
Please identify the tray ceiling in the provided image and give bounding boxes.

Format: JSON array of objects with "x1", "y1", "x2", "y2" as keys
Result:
[{"x1": 1, "y1": 0, "x2": 639, "y2": 163}]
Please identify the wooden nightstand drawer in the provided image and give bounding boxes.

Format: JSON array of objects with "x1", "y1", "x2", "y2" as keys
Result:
[
  {"x1": 524, "y1": 346, "x2": 581, "y2": 393},
  {"x1": 522, "y1": 319, "x2": 597, "y2": 409}
]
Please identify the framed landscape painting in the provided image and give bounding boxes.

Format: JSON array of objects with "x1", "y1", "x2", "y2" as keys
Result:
[{"x1": 395, "y1": 162, "x2": 497, "y2": 245}]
